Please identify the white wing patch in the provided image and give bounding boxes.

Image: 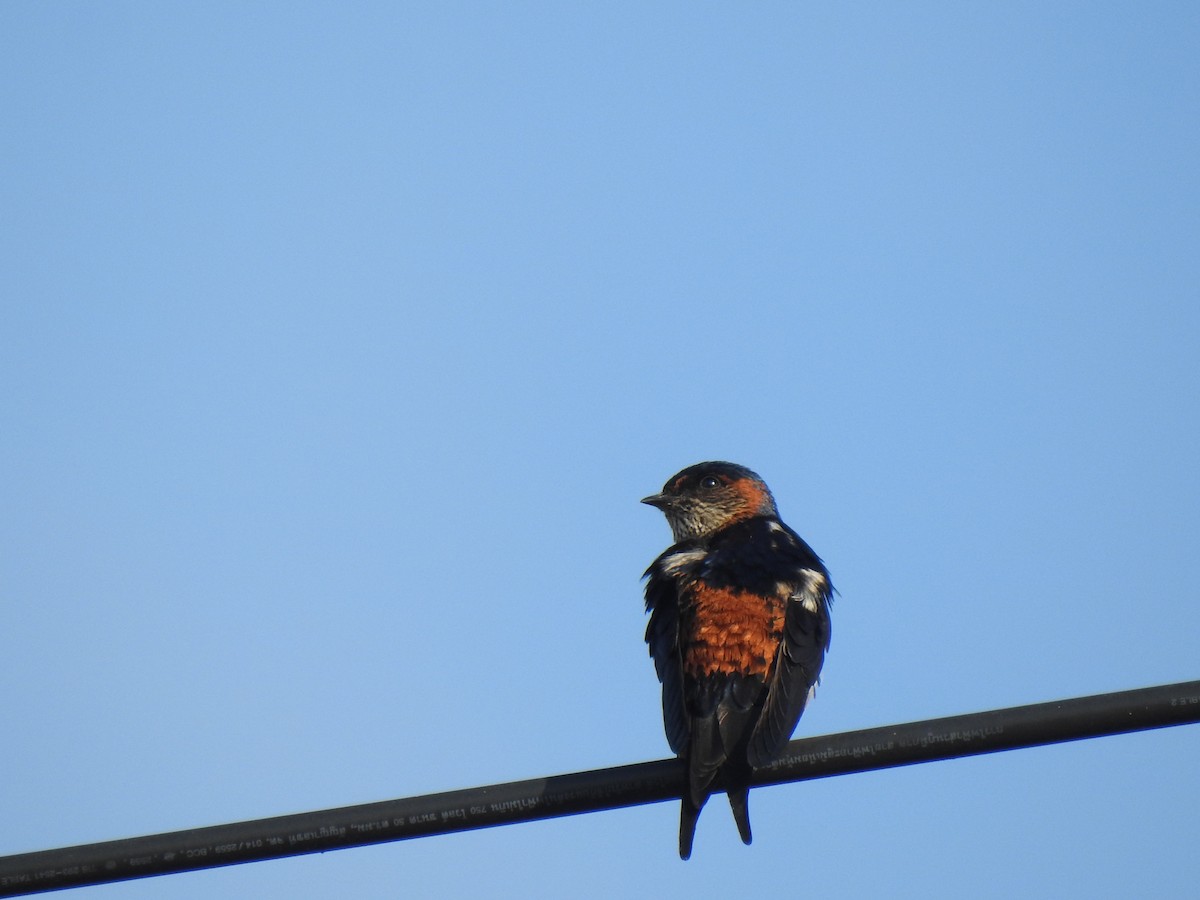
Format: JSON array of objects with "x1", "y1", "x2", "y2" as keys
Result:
[
  {"x1": 782, "y1": 568, "x2": 828, "y2": 613},
  {"x1": 657, "y1": 547, "x2": 707, "y2": 578}
]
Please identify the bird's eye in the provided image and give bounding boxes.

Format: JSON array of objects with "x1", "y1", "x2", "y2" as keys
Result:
[{"x1": 700, "y1": 475, "x2": 721, "y2": 490}]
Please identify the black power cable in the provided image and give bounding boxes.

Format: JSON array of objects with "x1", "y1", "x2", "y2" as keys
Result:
[{"x1": 2, "y1": 679, "x2": 1198, "y2": 896}]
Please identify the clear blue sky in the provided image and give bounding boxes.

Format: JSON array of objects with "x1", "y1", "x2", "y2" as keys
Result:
[{"x1": 3, "y1": 3, "x2": 1198, "y2": 898}]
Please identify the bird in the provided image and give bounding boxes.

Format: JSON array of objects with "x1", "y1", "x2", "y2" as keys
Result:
[{"x1": 642, "y1": 461, "x2": 833, "y2": 859}]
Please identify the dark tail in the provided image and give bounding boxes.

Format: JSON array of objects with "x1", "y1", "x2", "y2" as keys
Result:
[
  {"x1": 679, "y1": 714, "x2": 725, "y2": 860},
  {"x1": 679, "y1": 786, "x2": 752, "y2": 858},
  {"x1": 679, "y1": 793, "x2": 704, "y2": 860},
  {"x1": 726, "y1": 786, "x2": 752, "y2": 845}
]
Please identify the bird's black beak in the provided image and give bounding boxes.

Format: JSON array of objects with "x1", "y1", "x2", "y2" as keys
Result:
[{"x1": 641, "y1": 493, "x2": 670, "y2": 509}]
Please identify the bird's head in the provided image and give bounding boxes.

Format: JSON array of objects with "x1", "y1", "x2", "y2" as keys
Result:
[{"x1": 642, "y1": 461, "x2": 778, "y2": 543}]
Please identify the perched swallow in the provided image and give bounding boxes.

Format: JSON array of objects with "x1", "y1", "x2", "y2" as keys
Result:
[{"x1": 642, "y1": 461, "x2": 833, "y2": 859}]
